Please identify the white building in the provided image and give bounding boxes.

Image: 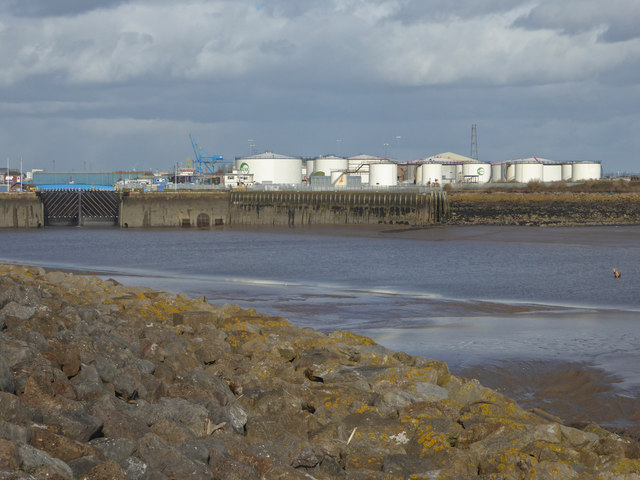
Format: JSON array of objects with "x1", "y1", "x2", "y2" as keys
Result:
[{"x1": 224, "y1": 170, "x2": 255, "y2": 188}]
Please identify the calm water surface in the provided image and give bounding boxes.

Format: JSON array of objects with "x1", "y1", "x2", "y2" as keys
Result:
[{"x1": 2, "y1": 225, "x2": 639, "y2": 426}]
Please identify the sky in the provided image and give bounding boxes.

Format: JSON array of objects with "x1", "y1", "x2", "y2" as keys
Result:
[{"x1": 1, "y1": 0, "x2": 639, "y2": 174}]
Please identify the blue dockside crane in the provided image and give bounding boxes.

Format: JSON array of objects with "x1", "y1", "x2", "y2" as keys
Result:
[{"x1": 188, "y1": 134, "x2": 227, "y2": 175}]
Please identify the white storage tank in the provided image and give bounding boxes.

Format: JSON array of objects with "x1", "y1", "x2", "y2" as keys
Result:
[
  {"x1": 543, "y1": 164, "x2": 562, "y2": 182},
  {"x1": 561, "y1": 163, "x2": 573, "y2": 181},
  {"x1": 314, "y1": 155, "x2": 347, "y2": 177},
  {"x1": 462, "y1": 162, "x2": 491, "y2": 183},
  {"x1": 506, "y1": 163, "x2": 516, "y2": 182},
  {"x1": 369, "y1": 163, "x2": 398, "y2": 186},
  {"x1": 405, "y1": 164, "x2": 419, "y2": 184},
  {"x1": 441, "y1": 163, "x2": 458, "y2": 184},
  {"x1": 418, "y1": 163, "x2": 442, "y2": 185},
  {"x1": 491, "y1": 164, "x2": 504, "y2": 182},
  {"x1": 455, "y1": 164, "x2": 464, "y2": 183},
  {"x1": 331, "y1": 170, "x2": 347, "y2": 187},
  {"x1": 235, "y1": 152, "x2": 302, "y2": 184},
  {"x1": 347, "y1": 155, "x2": 376, "y2": 185},
  {"x1": 571, "y1": 162, "x2": 601, "y2": 182},
  {"x1": 305, "y1": 159, "x2": 315, "y2": 177},
  {"x1": 416, "y1": 164, "x2": 423, "y2": 185},
  {"x1": 515, "y1": 162, "x2": 543, "y2": 183}
]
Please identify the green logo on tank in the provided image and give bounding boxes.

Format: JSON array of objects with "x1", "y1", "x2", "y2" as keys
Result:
[
  {"x1": 240, "y1": 162, "x2": 250, "y2": 173},
  {"x1": 477, "y1": 167, "x2": 485, "y2": 176}
]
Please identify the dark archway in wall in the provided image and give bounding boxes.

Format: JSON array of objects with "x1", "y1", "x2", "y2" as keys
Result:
[{"x1": 197, "y1": 213, "x2": 210, "y2": 228}]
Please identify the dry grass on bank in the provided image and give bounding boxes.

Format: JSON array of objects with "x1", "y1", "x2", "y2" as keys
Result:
[{"x1": 446, "y1": 179, "x2": 640, "y2": 195}]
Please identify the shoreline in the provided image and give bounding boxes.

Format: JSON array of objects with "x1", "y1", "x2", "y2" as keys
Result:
[
  {"x1": 3, "y1": 263, "x2": 640, "y2": 478},
  {"x1": 4, "y1": 259, "x2": 640, "y2": 433}
]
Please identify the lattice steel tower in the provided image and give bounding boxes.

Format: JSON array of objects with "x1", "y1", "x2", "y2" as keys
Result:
[{"x1": 470, "y1": 124, "x2": 478, "y2": 160}]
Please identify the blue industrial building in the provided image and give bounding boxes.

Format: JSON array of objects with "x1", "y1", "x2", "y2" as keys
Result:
[{"x1": 30, "y1": 171, "x2": 151, "y2": 188}]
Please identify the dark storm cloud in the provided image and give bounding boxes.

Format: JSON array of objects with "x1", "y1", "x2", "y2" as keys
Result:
[{"x1": 4, "y1": 0, "x2": 129, "y2": 17}]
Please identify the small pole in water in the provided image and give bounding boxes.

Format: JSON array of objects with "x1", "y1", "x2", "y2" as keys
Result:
[{"x1": 613, "y1": 268, "x2": 621, "y2": 279}]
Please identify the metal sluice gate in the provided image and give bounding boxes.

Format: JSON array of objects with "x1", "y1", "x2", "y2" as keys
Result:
[{"x1": 38, "y1": 190, "x2": 120, "y2": 227}]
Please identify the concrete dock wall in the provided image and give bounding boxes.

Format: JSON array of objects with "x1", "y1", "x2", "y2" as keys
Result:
[
  {"x1": 229, "y1": 191, "x2": 447, "y2": 226},
  {"x1": 2, "y1": 190, "x2": 447, "y2": 228},
  {"x1": 119, "y1": 192, "x2": 230, "y2": 228},
  {"x1": 0, "y1": 194, "x2": 44, "y2": 228}
]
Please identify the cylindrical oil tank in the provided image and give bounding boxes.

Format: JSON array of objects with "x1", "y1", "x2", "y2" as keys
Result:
[
  {"x1": 235, "y1": 152, "x2": 302, "y2": 184},
  {"x1": 543, "y1": 164, "x2": 562, "y2": 182},
  {"x1": 418, "y1": 163, "x2": 442, "y2": 185},
  {"x1": 314, "y1": 156, "x2": 348, "y2": 177},
  {"x1": 515, "y1": 162, "x2": 543, "y2": 183},
  {"x1": 348, "y1": 158, "x2": 371, "y2": 185},
  {"x1": 369, "y1": 163, "x2": 398, "y2": 186},
  {"x1": 415, "y1": 164, "x2": 423, "y2": 185},
  {"x1": 491, "y1": 164, "x2": 504, "y2": 182},
  {"x1": 405, "y1": 164, "x2": 418, "y2": 184},
  {"x1": 455, "y1": 164, "x2": 464, "y2": 183},
  {"x1": 506, "y1": 163, "x2": 516, "y2": 182},
  {"x1": 571, "y1": 162, "x2": 601, "y2": 181},
  {"x1": 441, "y1": 164, "x2": 457, "y2": 184},
  {"x1": 306, "y1": 159, "x2": 315, "y2": 177},
  {"x1": 331, "y1": 170, "x2": 347, "y2": 187},
  {"x1": 561, "y1": 163, "x2": 572, "y2": 181},
  {"x1": 462, "y1": 162, "x2": 492, "y2": 183}
]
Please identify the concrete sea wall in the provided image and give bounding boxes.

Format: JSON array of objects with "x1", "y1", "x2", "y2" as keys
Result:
[
  {"x1": 0, "y1": 193, "x2": 44, "y2": 228},
  {"x1": 228, "y1": 191, "x2": 447, "y2": 226},
  {"x1": 118, "y1": 191, "x2": 447, "y2": 228},
  {"x1": 6, "y1": 189, "x2": 640, "y2": 228},
  {"x1": 119, "y1": 192, "x2": 230, "y2": 228}
]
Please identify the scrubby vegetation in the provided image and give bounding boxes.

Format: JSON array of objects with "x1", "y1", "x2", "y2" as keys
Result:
[{"x1": 447, "y1": 179, "x2": 640, "y2": 194}]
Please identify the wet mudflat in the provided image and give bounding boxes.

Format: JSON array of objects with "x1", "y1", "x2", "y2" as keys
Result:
[{"x1": 2, "y1": 224, "x2": 639, "y2": 430}]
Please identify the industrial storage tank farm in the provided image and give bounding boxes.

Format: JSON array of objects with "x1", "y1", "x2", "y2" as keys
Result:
[
  {"x1": 543, "y1": 163, "x2": 563, "y2": 182},
  {"x1": 462, "y1": 162, "x2": 491, "y2": 183},
  {"x1": 418, "y1": 163, "x2": 443, "y2": 185},
  {"x1": 515, "y1": 161, "x2": 544, "y2": 183},
  {"x1": 369, "y1": 163, "x2": 398, "y2": 186},
  {"x1": 347, "y1": 155, "x2": 387, "y2": 185},
  {"x1": 235, "y1": 152, "x2": 302, "y2": 185},
  {"x1": 572, "y1": 161, "x2": 602, "y2": 182},
  {"x1": 312, "y1": 155, "x2": 348, "y2": 177}
]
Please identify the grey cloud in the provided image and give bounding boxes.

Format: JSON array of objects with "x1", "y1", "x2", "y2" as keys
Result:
[
  {"x1": 387, "y1": 0, "x2": 526, "y2": 25},
  {"x1": 5, "y1": 0, "x2": 129, "y2": 17},
  {"x1": 513, "y1": 0, "x2": 640, "y2": 42},
  {"x1": 0, "y1": 0, "x2": 638, "y2": 173},
  {"x1": 599, "y1": 22, "x2": 640, "y2": 43},
  {"x1": 255, "y1": 0, "x2": 334, "y2": 18},
  {"x1": 260, "y1": 39, "x2": 297, "y2": 57}
]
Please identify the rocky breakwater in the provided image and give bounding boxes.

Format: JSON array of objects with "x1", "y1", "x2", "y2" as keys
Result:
[
  {"x1": 447, "y1": 191, "x2": 640, "y2": 226},
  {"x1": 2, "y1": 265, "x2": 640, "y2": 479}
]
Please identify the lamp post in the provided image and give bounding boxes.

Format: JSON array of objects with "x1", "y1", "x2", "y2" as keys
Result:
[
  {"x1": 390, "y1": 135, "x2": 401, "y2": 162},
  {"x1": 383, "y1": 143, "x2": 389, "y2": 159}
]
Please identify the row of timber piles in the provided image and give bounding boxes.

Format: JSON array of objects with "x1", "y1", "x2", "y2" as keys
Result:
[{"x1": 228, "y1": 191, "x2": 448, "y2": 226}]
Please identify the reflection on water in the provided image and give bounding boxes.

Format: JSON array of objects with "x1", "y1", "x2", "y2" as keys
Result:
[{"x1": 2, "y1": 225, "x2": 640, "y2": 427}]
